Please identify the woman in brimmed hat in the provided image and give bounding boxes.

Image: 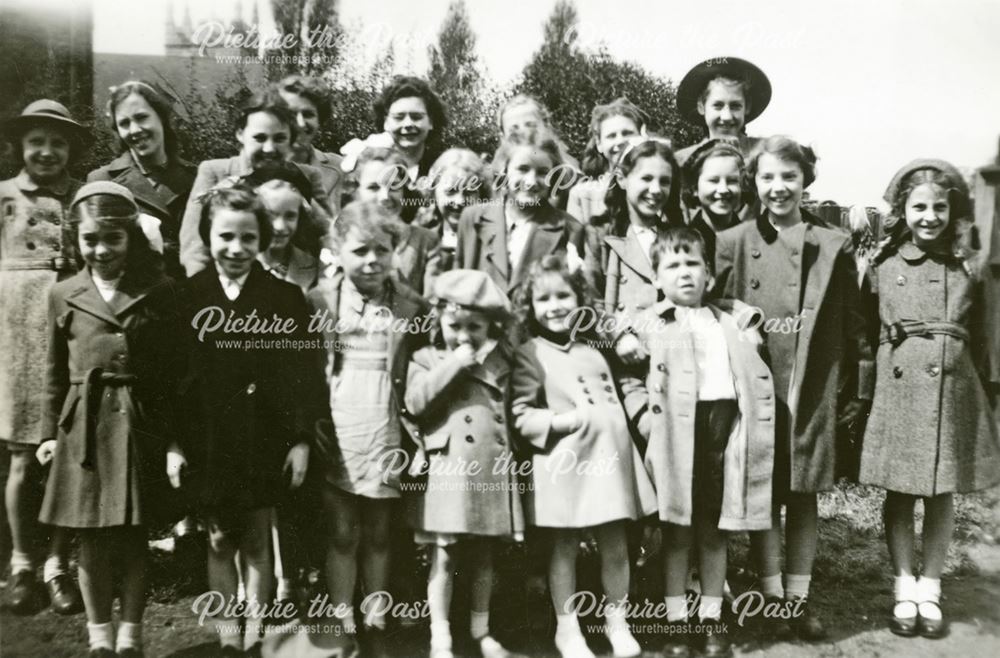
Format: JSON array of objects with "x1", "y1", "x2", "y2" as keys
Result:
[
  {"x1": 0, "y1": 98, "x2": 89, "y2": 618},
  {"x1": 861, "y1": 159, "x2": 1000, "y2": 640},
  {"x1": 674, "y1": 57, "x2": 772, "y2": 168},
  {"x1": 88, "y1": 80, "x2": 197, "y2": 281}
]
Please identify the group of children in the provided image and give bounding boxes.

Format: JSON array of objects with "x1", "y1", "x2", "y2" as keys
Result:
[{"x1": 1, "y1": 55, "x2": 998, "y2": 658}]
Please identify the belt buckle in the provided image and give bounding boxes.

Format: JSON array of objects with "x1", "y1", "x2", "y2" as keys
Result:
[{"x1": 887, "y1": 322, "x2": 906, "y2": 347}]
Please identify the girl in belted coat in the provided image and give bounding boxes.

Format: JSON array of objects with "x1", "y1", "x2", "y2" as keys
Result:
[
  {"x1": 511, "y1": 255, "x2": 656, "y2": 658},
  {"x1": 36, "y1": 181, "x2": 185, "y2": 656},
  {"x1": 403, "y1": 269, "x2": 524, "y2": 658},
  {"x1": 861, "y1": 160, "x2": 1000, "y2": 639},
  {"x1": 0, "y1": 99, "x2": 87, "y2": 616}
]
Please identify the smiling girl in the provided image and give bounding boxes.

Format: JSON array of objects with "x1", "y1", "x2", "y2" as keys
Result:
[
  {"x1": 682, "y1": 138, "x2": 747, "y2": 268},
  {"x1": 0, "y1": 99, "x2": 88, "y2": 618},
  {"x1": 861, "y1": 160, "x2": 1000, "y2": 639}
]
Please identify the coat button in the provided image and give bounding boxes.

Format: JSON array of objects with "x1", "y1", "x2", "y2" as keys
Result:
[
  {"x1": 465, "y1": 435, "x2": 474, "y2": 443},
  {"x1": 494, "y1": 413, "x2": 503, "y2": 423},
  {"x1": 652, "y1": 405, "x2": 662, "y2": 414},
  {"x1": 587, "y1": 398, "x2": 595, "y2": 405},
  {"x1": 600, "y1": 373, "x2": 609, "y2": 381},
  {"x1": 893, "y1": 366, "x2": 903, "y2": 378},
  {"x1": 583, "y1": 388, "x2": 590, "y2": 394},
  {"x1": 791, "y1": 248, "x2": 799, "y2": 256},
  {"x1": 496, "y1": 437, "x2": 505, "y2": 445},
  {"x1": 607, "y1": 397, "x2": 616, "y2": 404},
  {"x1": 27, "y1": 217, "x2": 37, "y2": 226},
  {"x1": 246, "y1": 383, "x2": 256, "y2": 394},
  {"x1": 749, "y1": 278, "x2": 760, "y2": 289},
  {"x1": 653, "y1": 384, "x2": 663, "y2": 393},
  {"x1": 928, "y1": 365, "x2": 940, "y2": 377},
  {"x1": 604, "y1": 385, "x2": 612, "y2": 392},
  {"x1": 465, "y1": 415, "x2": 473, "y2": 423},
  {"x1": 26, "y1": 241, "x2": 36, "y2": 250},
  {"x1": 657, "y1": 363, "x2": 666, "y2": 372},
  {"x1": 577, "y1": 376, "x2": 585, "y2": 383},
  {"x1": 616, "y1": 303, "x2": 625, "y2": 311},
  {"x1": 896, "y1": 275, "x2": 907, "y2": 286},
  {"x1": 751, "y1": 249, "x2": 761, "y2": 258},
  {"x1": 620, "y1": 276, "x2": 628, "y2": 284}
]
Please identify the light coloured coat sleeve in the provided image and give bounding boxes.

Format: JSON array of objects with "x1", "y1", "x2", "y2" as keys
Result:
[
  {"x1": 179, "y1": 162, "x2": 222, "y2": 276},
  {"x1": 510, "y1": 345, "x2": 557, "y2": 452}
]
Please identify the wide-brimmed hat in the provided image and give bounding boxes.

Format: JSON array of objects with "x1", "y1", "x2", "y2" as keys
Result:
[
  {"x1": 883, "y1": 158, "x2": 970, "y2": 218},
  {"x1": 2, "y1": 99, "x2": 91, "y2": 145},
  {"x1": 677, "y1": 57, "x2": 772, "y2": 126}
]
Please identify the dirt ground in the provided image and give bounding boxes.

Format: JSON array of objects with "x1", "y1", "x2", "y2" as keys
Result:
[{"x1": 3, "y1": 483, "x2": 1000, "y2": 657}]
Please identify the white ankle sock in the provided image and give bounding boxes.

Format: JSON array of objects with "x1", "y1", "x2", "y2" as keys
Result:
[
  {"x1": 116, "y1": 621, "x2": 142, "y2": 650},
  {"x1": 603, "y1": 604, "x2": 640, "y2": 657},
  {"x1": 10, "y1": 550, "x2": 33, "y2": 575},
  {"x1": 555, "y1": 613, "x2": 594, "y2": 658},
  {"x1": 893, "y1": 575, "x2": 918, "y2": 617},
  {"x1": 917, "y1": 577, "x2": 942, "y2": 620},
  {"x1": 276, "y1": 577, "x2": 293, "y2": 601},
  {"x1": 479, "y1": 635, "x2": 511, "y2": 658},
  {"x1": 470, "y1": 609, "x2": 490, "y2": 639},
  {"x1": 760, "y1": 573, "x2": 784, "y2": 599},
  {"x1": 87, "y1": 622, "x2": 115, "y2": 651},
  {"x1": 42, "y1": 555, "x2": 68, "y2": 583},
  {"x1": 430, "y1": 620, "x2": 452, "y2": 650},
  {"x1": 335, "y1": 605, "x2": 356, "y2": 634},
  {"x1": 785, "y1": 573, "x2": 811, "y2": 600},
  {"x1": 214, "y1": 618, "x2": 242, "y2": 649},
  {"x1": 665, "y1": 595, "x2": 688, "y2": 623},
  {"x1": 699, "y1": 595, "x2": 724, "y2": 621}
]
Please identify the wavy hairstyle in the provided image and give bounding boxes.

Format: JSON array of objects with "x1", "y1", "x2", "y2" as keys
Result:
[
  {"x1": 746, "y1": 135, "x2": 818, "y2": 194},
  {"x1": 580, "y1": 98, "x2": 649, "y2": 177},
  {"x1": 514, "y1": 254, "x2": 602, "y2": 342},
  {"x1": 106, "y1": 80, "x2": 181, "y2": 161},
  {"x1": 328, "y1": 199, "x2": 404, "y2": 252},
  {"x1": 599, "y1": 137, "x2": 684, "y2": 237},
  {"x1": 681, "y1": 138, "x2": 749, "y2": 210},
  {"x1": 373, "y1": 76, "x2": 448, "y2": 146},
  {"x1": 69, "y1": 192, "x2": 161, "y2": 276},
  {"x1": 278, "y1": 75, "x2": 333, "y2": 125}
]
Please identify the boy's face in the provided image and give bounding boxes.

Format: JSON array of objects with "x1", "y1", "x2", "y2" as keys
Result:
[
  {"x1": 383, "y1": 96, "x2": 432, "y2": 152},
  {"x1": 698, "y1": 80, "x2": 747, "y2": 138},
  {"x1": 78, "y1": 216, "x2": 129, "y2": 281},
  {"x1": 237, "y1": 111, "x2": 292, "y2": 169},
  {"x1": 339, "y1": 225, "x2": 393, "y2": 295},
  {"x1": 21, "y1": 126, "x2": 70, "y2": 183},
  {"x1": 440, "y1": 306, "x2": 490, "y2": 352},
  {"x1": 257, "y1": 183, "x2": 301, "y2": 251},
  {"x1": 506, "y1": 146, "x2": 554, "y2": 208},
  {"x1": 210, "y1": 208, "x2": 260, "y2": 279},
  {"x1": 656, "y1": 244, "x2": 712, "y2": 308}
]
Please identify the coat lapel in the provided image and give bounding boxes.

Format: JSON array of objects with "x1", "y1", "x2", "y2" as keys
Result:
[
  {"x1": 65, "y1": 270, "x2": 123, "y2": 328},
  {"x1": 476, "y1": 204, "x2": 509, "y2": 283},
  {"x1": 109, "y1": 269, "x2": 158, "y2": 317},
  {"x1": 605, "y1": 231, "x2": 655, "y2": 282},
  {"x1": 510, "y1": 207, "x2": 566, "y2": 290}
]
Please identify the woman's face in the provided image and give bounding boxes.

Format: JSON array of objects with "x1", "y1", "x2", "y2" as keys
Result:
[
  {"x1": 698, "y1": 80, "x2": 747, "y2": 138},
  {"x1": 258, "y1": 183, "x2": 301, "y2": 252},
  {"x1": 383, "y1": 96, "x2": 432, "y2": 152},
  {"x1": 21, "y1": 126, "x2": 70, "y2": 183},
  {"x1": 280, "y1": 91, "x2": 321, "y2": 149},
  {"x1": 696, "y1": 154, "x2": 742, "y2": 219},
  {"x1": 78, "y1": 216, "x2": 129, "y2": 280},
  {"x1": 114, "y1": 92, "x2": 166, "y2": 163},
  {"x1": 904, "y1": 183, "x2": 951, "y2": 245},
  {"x1": 237, "y1": 111, "x2": 292, "y2": 168},
  {"x1": 597, "y1": 115, "x2": 639, "y2": 164},
  {"x1": 356, "y1": 160, "x2": 406, "y2": 216}
]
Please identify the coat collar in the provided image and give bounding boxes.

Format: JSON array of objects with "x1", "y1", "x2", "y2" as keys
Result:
[
  {"x1": 15, "y1": 169, "x2": 73, "y2": 197},
  {"x1": 604, "y1": 229, "x2": 655, "y2": 282},
  {"x1": 753, "y1": 207, "x2": 828, "y2": 244},
  {"x1": 64, "y1": 267, "x2": 162, "y2": 326}
]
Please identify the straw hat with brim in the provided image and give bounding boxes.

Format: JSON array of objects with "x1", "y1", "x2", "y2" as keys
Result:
[
  {"x1": 2, "y1": 99, "x2": 91, "y2": 146},
  {"x1": 677, "y1": 57, "x2": 772, "y2": 126}
]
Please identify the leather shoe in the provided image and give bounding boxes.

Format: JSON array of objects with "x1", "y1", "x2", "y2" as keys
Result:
[
  {"x1": 917, "y1": 602, "x2": 947, "y2": 639},
  {"x1": 88, "y1": 650, "x2": 115, "y2": 658},
  {"x1": 116, "y1": 648, "x2": 144, "y2": 658},
  {"x1": 889, "y1": 601, "x2": 918, "y2": 637},
  {"x1": 789, "y1": 597, "x2": 827, "y2": 641},
  {"x1": 47, "y1": 573, "x2": 84, "y2": 615},
  {"x1": 761, "y1": 597, "x2": 792, "y2": 639},
  {"x1": 6, "y1": 571, "x2": 46, "y2": 615},
  {"x1": 662, "y1": 620, "x2": 690, "y2": 657},
  {"x1": 700, "y1": 620, "x2": 732, "y2": 657}
]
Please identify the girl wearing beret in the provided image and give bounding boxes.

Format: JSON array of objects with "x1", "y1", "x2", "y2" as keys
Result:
[
  {"x1": 861, "y1": 160, "x2": 1000, "y2": 639},
  {"x1": 714, "y1": 136, "x2": 875, "y2": 640},
  {"x1": 0, "y1": 99, "x2": 87, "y2": 617},
  {"x1": 403, "y1": 269, "x2": 524, "y2": 658},
  {"x1": 682, "y1": 137, "x2": 747, "y2": 270},
  {"x1": 511, "y1": 255, "x2": 656, "y2": 658},
  {"x1": 35, "y1": 182, "x2": 186, "y2": 656}
]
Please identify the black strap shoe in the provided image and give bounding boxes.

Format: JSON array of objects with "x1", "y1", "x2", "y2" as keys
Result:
[
  {"x1": 889, "y1": 600, "x2": 918, "y2": 637},
  {"x1": 47, "y1": 573, "x2": 84, "y2": 615},
  {"x1": 700, "y1": 618, "x2": 733, "y2": 657},
  {"x1": 6, "y1": 571, "x2": 47, "y2": 615},
  {"x1": 789, "y1": 597, "x2": 827, "y2": 641},
  {"x1": 917, "y1": 601, "x2": 947, "y2": 639},
  {"x1": 662, "y1": 620, "x2": 691, "y2": 657}
]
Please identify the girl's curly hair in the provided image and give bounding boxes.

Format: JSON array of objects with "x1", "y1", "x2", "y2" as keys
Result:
[
  {"x1": 514, "y1": 254, "x2": 603, "y2": 341},
  {"x1": 580, "y1": 97, "x2": 649, "y2": 177},
  {"x1": 598, "y1": 137, "x2": 685, "y2": 237}
]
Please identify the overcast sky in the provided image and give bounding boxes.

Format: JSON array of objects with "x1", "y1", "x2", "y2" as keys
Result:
[{"x1": 74, "y1": 0, "x2": 1000, "y2": 205}]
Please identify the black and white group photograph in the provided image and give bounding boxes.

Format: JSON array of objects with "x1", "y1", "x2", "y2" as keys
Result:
[{"x1": 0, "y1": 0, "x2": 999, "y2": 656}]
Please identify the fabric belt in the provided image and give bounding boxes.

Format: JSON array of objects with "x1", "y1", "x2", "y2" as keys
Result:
[
  {"x1": 880, "y1": 320, "x2": 969, "y2": 347},
  {"x1": 0, "y1": 257, "x2": 74, "y2": 271},
  {"x1": 69, "y1": 367, "x2": 138, "y2": 469}
]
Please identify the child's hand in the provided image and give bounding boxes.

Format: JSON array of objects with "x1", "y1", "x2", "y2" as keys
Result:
[
  {"x1": 615, "y1": 333, "x2": 648, "y2": 366},
  {"x1": 166, "y1": 445, "x2": 187, "y2": 489},
  {"x1": 453, "y1": 343, "x2": 477, "y2": 367},
  {"x1": 837, "y1": 397, "x2": 871, "y2": 428},
  {"x1": 409, "y1": 449, "x2": 428, "y2": 477},
  {"x1": 553, "y1": 410, "x2": 584, "y2": 435},
  {"x1": 35, "y1": 440, "x2": 57, "y2": 466},
  {"x1": 284, "y1": 443, "x2": 310, "y2": 489}
]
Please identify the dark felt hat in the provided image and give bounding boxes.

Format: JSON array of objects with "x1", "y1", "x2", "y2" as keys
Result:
[{"x1": 677, "y1": 57, "x2": 772, "y2": 125}]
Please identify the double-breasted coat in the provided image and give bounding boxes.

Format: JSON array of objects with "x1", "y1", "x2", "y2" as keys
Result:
[
  {"x1": 178, "y1": 155, "x2": 333, "y2": 276},
  {"x1": 39, "y1": 268, "x2": 186, "y2": 528},
  {"x1": 402, "y1": 342, "x2": 525, "y2": 537},
  {"x1": 455, "y1": 201, "x2": 601, "y2": 300},
  {"x1": 714, "y1": 212, "x2": 875, "y2": 492},
  {"x1": 180, "y1": 263, "x2": 317, "y2": 513},
  {"x1": 510, "y1": 336, "x2": 657, "y2": 528},
  {"x1": 603, "y1": 228, "x2": 659, "y2": 336},
  {"x1": 307, "y1": 271, "x2": 430, "y2": 486},
  {"x1": 860, "y1": 242, "x2": 1000, "y2": 496},
  {"x1": 634, "y1": 301, "x2": 775, "y2": 530},
  {"x1": 0, "y1": 171, "x2": 80, "y2": 445},
  {"x1": 87, "y1": 151, "x2": 196, "y2": 279}
]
